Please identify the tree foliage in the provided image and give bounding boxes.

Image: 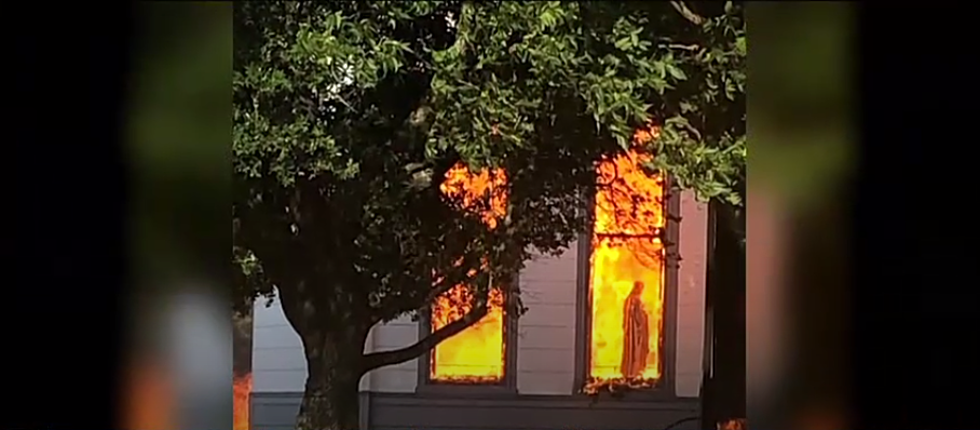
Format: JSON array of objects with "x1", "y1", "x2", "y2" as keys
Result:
[{"x1": 233, "y1": 2, "x2": 743, "y2": 428}]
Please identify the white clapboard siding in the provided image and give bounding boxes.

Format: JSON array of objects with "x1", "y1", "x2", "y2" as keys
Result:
[
  {"x1": 675, "y1": 191, "x2": 708, "y2": 398},
  {"x1": 365, "y1": 315, "x2": 419, "y2": 393},
  {"x1": 516, "y1": 244, "x2": 579, "y2": 395},
  {"x1": 252, "y1": 298, "x2": 304, "y2": 393},
  {"x1": 251, "y1": 297, "x2": 419, "y2": 393}
]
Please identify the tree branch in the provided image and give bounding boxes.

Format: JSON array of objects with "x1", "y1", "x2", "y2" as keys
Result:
[
  {"x1": 665, "y1": 43, "x2": 700, "y2": 51},
  {"x1": 366, "y1": 225, "x2": 486, "y2": 325},
  {"x1": 670, "y1": 1, "x2": 705, "y2": 26},
  {"x1": 421, "y1": 272, "x2": 473, "y2": 311},
  {"x1": 361, "y1": 296, "x2": 489, "y2": 373}
]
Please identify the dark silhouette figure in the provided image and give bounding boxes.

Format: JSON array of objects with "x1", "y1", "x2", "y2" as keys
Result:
[{"x1": 621, "y1": 281, "x2": 650, "y2": 379}]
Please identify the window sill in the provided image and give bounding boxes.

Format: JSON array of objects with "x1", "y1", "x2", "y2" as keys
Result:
[{"x1": 414, "y1": 382, "x2": 518, "y2": 397}]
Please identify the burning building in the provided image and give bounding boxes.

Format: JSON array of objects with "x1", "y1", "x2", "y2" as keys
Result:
[{"x1": 246, "y1": 129, "x2": 710, "y2": 430}]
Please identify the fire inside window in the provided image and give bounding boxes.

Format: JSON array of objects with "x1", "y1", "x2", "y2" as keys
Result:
[
  {"x1": 430, "y1": 164, "x2": 508, "y2": 383},
  {"x1": 586, "y1": 126, "x2": 667, "y2": 393}
]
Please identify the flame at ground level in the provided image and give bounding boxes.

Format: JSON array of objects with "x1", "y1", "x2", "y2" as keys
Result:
[
  {"x1": 718, "y1": 418, "x2": 747, "y2": 430},
  {"x1": 234, "y1": 373, "x2": 252, "y2": 430},
  {"x1": 587, "y1": 144, "x2": 666, "y2": 393}
]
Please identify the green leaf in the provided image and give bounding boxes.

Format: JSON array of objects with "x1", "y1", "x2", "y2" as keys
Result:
[
  {"x1": 614, "y1": 37, "x2": 632, "y2": 50},
  {"x1": 666, "y1": 64, "x2": 687, "y2": 81},
  {"x1": 653, "y1": 61, "x2": 666, "y2": 79}
]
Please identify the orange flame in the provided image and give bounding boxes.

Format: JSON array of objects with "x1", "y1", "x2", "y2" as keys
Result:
[
  {"x1": 233, "y1": 373, "x2": 252, "y2": 430},
  {"x1": 439, "y1": 163, "x2": 508, "y2": 228},
  {"x1": 718, "y1": 418, "x2": 747, "y2": 430},
  {"x1": 431, "y1": 163, "x2": 508, "y2": 383},
  {"x1": 585, "y1": 125, "x2": 666, "y2": 394}
]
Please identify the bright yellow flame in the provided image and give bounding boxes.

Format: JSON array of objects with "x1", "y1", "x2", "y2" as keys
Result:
[
  {"x1": 431, "y1": 163, "x2": 507, "y2": 383},
  {"x1": 587, "y1": 126, "x2": 666, "y2": 391},
  {"x1": 431, "y1": 286, "x2": 506, "y2": 382}
]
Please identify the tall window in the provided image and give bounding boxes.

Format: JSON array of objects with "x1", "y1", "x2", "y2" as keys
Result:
[
  {"x1": 421, "y1": 164, "x2": 511, "y2": 386},
  {"x1": 430, "y1": 286, "x2": 506, "y2": 382},
  {"x1": 580, "y1": 127, "x2": 672, "y2": 395}
]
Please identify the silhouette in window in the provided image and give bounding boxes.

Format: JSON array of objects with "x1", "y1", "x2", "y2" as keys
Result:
[{"x1": 620, "y1": 280, "x2": 650, "y2": 379}]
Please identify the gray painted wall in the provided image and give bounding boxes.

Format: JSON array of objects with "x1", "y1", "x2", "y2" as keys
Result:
[
  {"x1": 250, "y1": 190, "x2": 708, "y2": 429},
  {"x1": 254, "y1": 392, "x2": 701, "y2": 430}
]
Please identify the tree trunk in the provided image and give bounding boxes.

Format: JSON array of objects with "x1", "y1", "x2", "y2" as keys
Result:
[{"x1": 296, "y1": 334, "x2": 364, "y2": 430}]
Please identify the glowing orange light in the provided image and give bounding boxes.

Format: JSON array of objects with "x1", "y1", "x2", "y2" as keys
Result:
[
  {"x1": 431, "y1": 163, "x2": 508, "y2": 383},
  {"x1": 718, "y1": 418, "x2": 747, "y2": 430},
  {"x1": 234, "y1": 373, "x2": 252, "y2": 430},
  {"x1": 586, "y1": 125, "x2": 666, "y2": 393},
  {"x1": 430, "y1": 286, "x2": 506, "y2": 382}
]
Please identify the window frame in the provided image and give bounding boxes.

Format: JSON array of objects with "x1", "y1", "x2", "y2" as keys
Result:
[
  {"x1": 415, "y1": 272, "x2": 520, "y2": 395},
  {"x1": 573, "y1": 177, "x2": 681, "y2": 400}
]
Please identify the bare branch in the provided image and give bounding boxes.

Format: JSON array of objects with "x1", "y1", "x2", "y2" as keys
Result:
[
  {"x1": 666, "y1": 43, "x2": 700, "y2": 51},
  {"x1": 361, "y1": 299, "x2": 489, "y2": 373},
  {"x1": 367, "y1": 234, "x2": 486, "y2": 325},
  {"x1": 423, "y1": 268, "x2": 477, "y2": 308},
  {"x1": 670, "y1": 1, "x2": 705, "y2": 26}
]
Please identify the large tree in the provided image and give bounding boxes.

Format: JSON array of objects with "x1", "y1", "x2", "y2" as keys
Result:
[{"x1": 233, "y1": 2, "x2": 744, "y2": 429}]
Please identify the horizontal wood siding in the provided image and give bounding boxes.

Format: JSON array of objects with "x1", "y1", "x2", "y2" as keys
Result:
[
  {"x1": 252, "y1": 299, "x2": 419, "y2": 393},
  {"x1": 251, "y1": 299, "x2": 306, "y2": 393},
  {"x1": 675, "y1": 191, "x2": 709, "y2": 397},
  {"x1": 366, "y1": 316, "x2": 419, "y2": 393},
  {"x1": 253, "y1": 392, "x2": 700, "y2": 430},
  {"x1": 517, "y1": 242, "x2": 579, "y2": 395}
]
